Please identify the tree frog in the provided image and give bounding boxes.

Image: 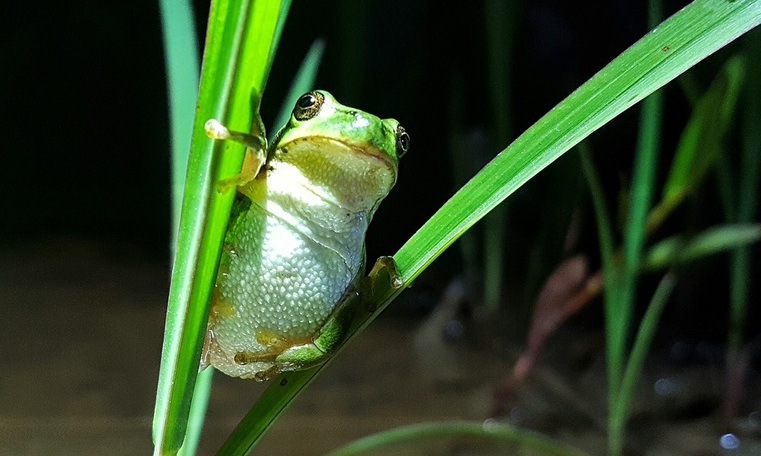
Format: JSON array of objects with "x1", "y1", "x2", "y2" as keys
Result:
[{"x1": 202, "y1": 90, "x2": 408, "y2": 381}]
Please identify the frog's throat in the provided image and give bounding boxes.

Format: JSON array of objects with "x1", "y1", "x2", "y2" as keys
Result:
[
  {"x1": 233, "y1": 163, "x2": 369, "y2": 281},
  {"x1": 270, "y1": 138, "x2": 396, "y2": 215}
]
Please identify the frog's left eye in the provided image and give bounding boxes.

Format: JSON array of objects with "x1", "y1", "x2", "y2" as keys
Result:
[
  {"x1": 294, "y1": 91, "x2": 324, "y2": 121},
  {"x1": 395, "y1": 125, "x2": 410, "y2": 157}
]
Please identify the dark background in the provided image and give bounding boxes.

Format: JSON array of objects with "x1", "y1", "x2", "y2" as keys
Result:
[
  {"x1": 1, "y1": 0, "x2": 650, "y2": 253},
  {"x1": 0, "y1": 0, "x2": 761, "y2": 454},
  {"x1": 1, "y1": 2, "x2": 759, "y2": 452},
  {"x1": 2, "y1": 0, "x2": 756, "y2": 337}
]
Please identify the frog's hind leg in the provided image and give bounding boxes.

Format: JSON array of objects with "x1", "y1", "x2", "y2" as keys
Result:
[
  {"x1": 272, "y1": 288, "x2": 365, "y2": 374},
  {"x1": 234, "y1": 333, "x2": 332, "y2": 374},
  {"x1": 232, "y1": 338, "x2": 324, "y2": 381},
  {"x1": 271, "y1": 343, "x2": 328, "y2": 372}
]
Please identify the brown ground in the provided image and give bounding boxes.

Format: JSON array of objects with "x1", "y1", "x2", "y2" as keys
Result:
[{"x1": 1, "y1": 238, "x2": 759, "y2": 455}]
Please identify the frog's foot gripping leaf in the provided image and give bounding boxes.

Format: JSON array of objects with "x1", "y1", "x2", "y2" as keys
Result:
[
  {"x1": 360, "y1": 256, "x2": 403, "y2": 312},
  {"x1": 204, "y1": 119, "x2": 267, "y2": 192},
  {"x1": 232, "y1": 338, "x2": 335, "y2": 382},
  {"x1": 217, "y1": 148, "x2": 264, "y2": 192}
]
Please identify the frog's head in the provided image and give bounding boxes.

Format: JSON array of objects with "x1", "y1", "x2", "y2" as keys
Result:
[{"x1": 272, "y1": 90, "x2": 409, "y2": 215}]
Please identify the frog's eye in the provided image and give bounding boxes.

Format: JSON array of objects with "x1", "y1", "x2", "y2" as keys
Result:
[
  {"x1": 395, "y1": 125, "x2": 410, "y2": 157},
  {"x1": 294, "y1": 91, "x2": 324, "y2": 121}
]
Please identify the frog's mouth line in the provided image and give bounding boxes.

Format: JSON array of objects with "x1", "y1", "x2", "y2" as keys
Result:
[
  {"x1": 282, "y1": 136, "x2": 396, "y2": 170},
  {"x1": 278, "y1": 136, "x2": 398, "y2": 208}
]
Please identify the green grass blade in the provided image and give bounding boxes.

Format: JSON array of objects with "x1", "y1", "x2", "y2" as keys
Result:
[
  {"x1": 158, "y1": 2, "x2": 209, "y2": 452},
  {"x1": 159, "y1": 0, "x2": 200, "y2": 248},
  {"x1": 607, "y1": 2, "x2": 665, "y2": 452},
  {"x1": 641, "y1": 224, "x2": 761, "y2": 271},
  {"x1": 482, "y1": 0, "x2": 519, "y2": 311},
  {"x1": 394, "y1": 0, "x2": 761, "y2": 285},
  {"x1": 729, "y1": 28, "x2": 761, "y2": 351},
  {"x1": 651, "y1": 55, "x2": 746, "y2": 229},
  {"x1": 618, "y1": 0, "x2": 665, "y2": 352},
  {"x1": 216, "y1": 370, "x2": 319, "y2": 454},
  {"x1": 326, "y1": 421, "x2": 590, "y2": 456},
  {"x1": 579, "y1": 144, "x2": 620, "y2": 388},
  {"x1": 270, "y1": 38, "x2": 325, "y2": 137},
  {"x1": 663, "y1": 56, "x2": 745, "y2": 202},
  {"x1": 613, "y1": 272, "x2": 678, "y2": 441},
  {"x1": 178, "y1": 368, "x2": 214, "y2": 456},
  {"x1": 152, "y1": 0, "x2": 291, "y2": 453},
  {"x1": 578, "y1": 145, "x2": 618, "y2": 301}
]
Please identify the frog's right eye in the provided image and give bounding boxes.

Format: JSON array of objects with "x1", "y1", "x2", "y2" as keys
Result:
[
  {"x1": 294, "y1": 91, "x2": 324, "y2": 121},
  {"x1": 395, "y1": 125, "x2": 410, "y2": 157}
]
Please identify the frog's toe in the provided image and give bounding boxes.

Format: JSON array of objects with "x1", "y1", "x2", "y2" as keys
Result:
[
  {"x1": 253, "y1": 365, "x2": 280, "y2": 382},
  {"x1": 233, "y1": 350, "x2": 278, "y2": 365},
  {"x1": 273, "y1": 342, "x2": 327, "y2": 371}
]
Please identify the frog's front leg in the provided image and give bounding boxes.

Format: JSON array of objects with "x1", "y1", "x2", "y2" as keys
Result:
[{"x1": 204, "y1": 119, "x2": 267, "y2": 191}]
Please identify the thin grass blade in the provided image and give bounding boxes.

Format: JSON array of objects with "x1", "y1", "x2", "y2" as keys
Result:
[
  {"x1": 612, "y1": 273, "x2": 678, "y2": 440},
  {"x1": 482, "y1": 0, "x2": 520, "y2": 311},
  {"x1": 606, "y1": 2, "x2": 665, "y2": 452},
  {"x1": 270, "y1": 38, "x2": 325, "y2": 137},
  {"x1": 326, "y1": 421, "x2": 590, "y2": 456},
  {"x1": 159, "y1": 0, "x2": 200, "y2": 247},
  {"x1": 641, "y1": 224, "x2": 761, "y2": 271},
  {"x1": 651, "y1": 55, "x2": 746, "y2": 229},
  {"x1": 153, "y1": 0, "x2": 291, "y2": 453},
  {"x1": 729, "y1": 28, "x2": 761, "y2": 352}
]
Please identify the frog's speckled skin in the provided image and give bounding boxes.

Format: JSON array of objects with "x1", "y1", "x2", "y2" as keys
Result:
[{"x1": 204, "y1": 91, "x2": 404, "y2": 379}]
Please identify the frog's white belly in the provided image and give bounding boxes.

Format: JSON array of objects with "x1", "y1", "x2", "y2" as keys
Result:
[{"x1": 206, "y1": 167, "x2": 368, "y2": 378}]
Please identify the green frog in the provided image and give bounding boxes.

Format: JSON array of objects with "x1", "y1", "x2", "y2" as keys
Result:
[{"x1": 202, "y1": 90, "x2": 408, "y2": 380}]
